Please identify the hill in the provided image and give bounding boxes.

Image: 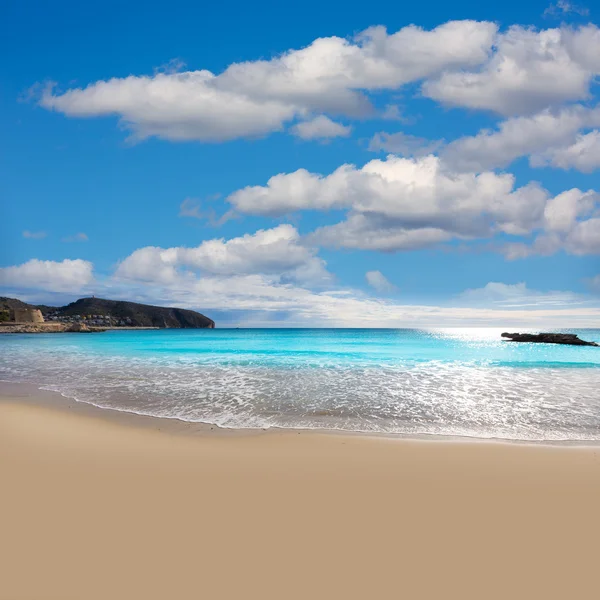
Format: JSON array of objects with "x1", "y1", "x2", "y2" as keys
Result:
[{"x1": 0, "y1": 296, "x2": 214, "y2": 329}]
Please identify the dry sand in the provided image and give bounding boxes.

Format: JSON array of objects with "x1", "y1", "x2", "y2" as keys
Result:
[{"x1": 1, "y1": 388, "x2": 599, "y2": 600}]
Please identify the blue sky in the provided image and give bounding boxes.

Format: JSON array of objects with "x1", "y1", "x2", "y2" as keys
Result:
[{"x1": 1, "y1": 0, "x2": 599, "y2": 326}]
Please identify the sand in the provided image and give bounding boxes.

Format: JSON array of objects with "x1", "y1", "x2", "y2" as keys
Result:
[{"x1": 1, "y1": 387, "x2": 599, "y2": 600}]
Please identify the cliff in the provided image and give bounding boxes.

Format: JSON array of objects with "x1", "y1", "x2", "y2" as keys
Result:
[{"x1": 0, "y1": 296, "x2": 214, "y2": 329}]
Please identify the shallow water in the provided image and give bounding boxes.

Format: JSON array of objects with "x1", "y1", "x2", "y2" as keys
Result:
[{"x1": 2, "y1": 328, "x2": 600, "y2": 441}]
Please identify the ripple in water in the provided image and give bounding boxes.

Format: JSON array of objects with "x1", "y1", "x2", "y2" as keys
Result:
[{"x1": 1, "y1": 328, "x2": 599, "y2": 441}]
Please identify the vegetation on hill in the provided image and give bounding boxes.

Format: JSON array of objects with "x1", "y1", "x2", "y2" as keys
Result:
[{"x1": 0, "y1": 296, "x2": 214, "y2": 329}]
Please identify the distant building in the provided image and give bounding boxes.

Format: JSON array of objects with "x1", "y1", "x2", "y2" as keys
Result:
[{"x1": 14, "y1": 308, "x2": 44, "y2": 323}]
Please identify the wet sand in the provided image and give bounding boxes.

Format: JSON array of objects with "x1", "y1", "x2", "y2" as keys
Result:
[{"x1": 1, "y1": 384, "x2": 599, "y2": 599}]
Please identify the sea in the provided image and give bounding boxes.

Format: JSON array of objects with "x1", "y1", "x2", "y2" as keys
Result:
[{"x1": 1, "y1": 328, "x2": 600, "y2": 442}]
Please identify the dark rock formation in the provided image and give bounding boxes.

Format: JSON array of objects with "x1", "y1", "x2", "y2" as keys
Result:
[
  {"x1": 1, "y1": 296, "x2": 214, "y2": 329},
  {"x1": 56, "y1": 297, "x2": 215, "y2": 329},
  {"x1": 501, "y1": 332, "x2": 599, "y2": 346}
]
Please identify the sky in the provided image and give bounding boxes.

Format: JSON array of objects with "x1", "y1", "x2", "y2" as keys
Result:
[{"x1": 1, "y1": 0, "x2": 600, "y2": 326}]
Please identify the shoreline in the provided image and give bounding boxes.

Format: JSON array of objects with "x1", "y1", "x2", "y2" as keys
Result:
[
  {"x1": 1, "y1": 379, "x2": 599, "y2": 447},
  {"x1": 1, "y1": 382, "x2": 599, "y2": 599}
]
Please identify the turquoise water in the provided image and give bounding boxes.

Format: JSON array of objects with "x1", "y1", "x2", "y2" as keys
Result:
[{"x1": 2, "y1": 328, "x2": 600, "y2": 441}]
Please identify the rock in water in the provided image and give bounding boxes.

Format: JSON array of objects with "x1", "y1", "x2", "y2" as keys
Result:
[{"x1": 501, "y1": 332, "x2": 599, "y2": 346}]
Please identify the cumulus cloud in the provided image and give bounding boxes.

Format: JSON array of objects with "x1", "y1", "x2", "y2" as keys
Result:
[
  {"x1": 40, "y1": 74, "x2": 297, "y2": 142},
  {"x1": 443, "y1": 105, "x2": 600, "y2": 172},
  {"x1": 365, "y1": 270, "x2": 397, "y2": 292},
  {"x1": 531, "y1": 130, "x2": 600, "y2": 172},
  {"x1": 22, "y1": 230, "x2": 47, "y2": 239},
  {"x1": 38, "y1": 20, "x2": 497, "y2": 141},
  {"x1": 0, "y1": 259, "x2": 94, "y2": 292},
  {"x1": 502, "y1": 189, "x2": 599, "y2": 258},
  {"x1": 424, "y1": 25, "x2": 600, "y2": 116},
  {"x1": 228, "y1": 155, "x2": 552, "y2": 250},
  {"x1": 290, "y1": 116, "x2": 351, "y2": 140},
  {"x1": 36, "y1": 21, "x2": 600, "y2": 140},
  {"x1": 227, "y1": 155, "x2": 600, "y2": 255},
  {"x1": 115, "y1": 224, "x2": 331, "y2": 286}
]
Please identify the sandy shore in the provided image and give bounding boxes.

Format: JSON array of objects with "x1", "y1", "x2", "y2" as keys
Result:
[{"x1": 1, "y1": 384, "x2": 599, "y2": 599}]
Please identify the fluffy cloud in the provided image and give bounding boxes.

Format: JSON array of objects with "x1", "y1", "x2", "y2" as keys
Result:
[
  {"x1": 443, "y1": 105, "x2": 600, "y2": 171},
  {"x1": 228, "y1": 155, "x2": 600, "y2": 255},
  {"x1": 424, "y1": 25, "x2": 600, "y2": 116},
  {"x1": 502, "y1": 189, "x2": 599, "y2": 258},
  {"x1": 38, "y1": 21, "x2": 496, "y2": 141},
  {"x1": 115, "y1": 225, "x2": 330, "y2": 285},
  {"x1": 228, "y1": 155, "x2": 551, "y2": 250},
  {"x1": 531, "y1": 130, "x2": 600, "y2": 172},
  {"x1": 290, "y1": 116, "x2": 351, "y2": 140},
  {"x1": 0, "y1": 259, "x2": 94, "y2": 292},
  {"x1": 365, "y1": 270, "x2": 397, "y2": 292},
  {"x1": 38, "y1": 21, "x2": 600, "y2": 140},
  {"x1": 40, "y1": 74, "x2": 297, "y2": 142}
]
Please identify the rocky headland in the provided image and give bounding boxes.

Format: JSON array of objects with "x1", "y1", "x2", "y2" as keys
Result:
[{"x1": 1, "y1": 296, "x2": 215, "y2": 332}]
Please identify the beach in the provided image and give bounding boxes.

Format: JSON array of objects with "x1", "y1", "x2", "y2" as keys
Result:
[{"x1": 1, "y1": 384, "x2": 599, "y2": 600}]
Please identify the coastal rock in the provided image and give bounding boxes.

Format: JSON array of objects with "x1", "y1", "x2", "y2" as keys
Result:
[
  {"x1": 66, "y1": 322, "x2": 93, "y2": 332},
  {"x1": 0, "y1": 323, "x2": 106, "y2": 334},
  {"x1": 501, "y1": 332, "x2": 599, "y2": 346}
]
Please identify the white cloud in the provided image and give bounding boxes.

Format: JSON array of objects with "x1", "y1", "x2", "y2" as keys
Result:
[
  {"x1": 458, "y1": 281, "x2": 583, "y2": 308},
  {"x1": 544, "y1": 1, "x2": 589, "y2": 17},
  {"x1": 228, "y1": 155, "x2": 550, "y2": 250},
  {"x1": 543, "y1": 188, "x2": 597, "y2": 233},
  {"x1": 312, "y1": 216, "x2": 453, "y2": 251},
  {"x1": 62, "y1": 232, "x2": 88, "y2": 242},
  {"x1": 22, "y1": 230, "x2": 47, "y2": 239},
  {"x1": 228, "y1": 155, "x2": 600, "y2": 255},
  {"x1": 38, "y1": 21, "x2": 497, "y2": 142},
  {"x1": 531, "y1": 130, "x2": 600, "y2": 172},
  {"x1": 502, "y1": 189, "x2": 599, "y2": 258},
  {"x1": 108, "y1": 268, "x2": 600, "y2": 327},
  {"x1": 40, "y1": 74, "x2": 297, "y2": 142},
  {"x1": 564, "y1": 217, "x2": 600, "y2": 254},
  {"x1": 424, "y1": 25, "x2": 600, "y2": 116},
  {"x1": 365, "y1": 270, "x2": 397, "y2": 292},
  {"x1": 290, "y1": 116, "x2": 351, "y2": 140},
  {"x1": 3, "y1": 256, "x2": 599, "y2": 327},
  {"x1": 368, "y1": 132, "x2": 443, "y2": 156},
  {"x1": 0, "y1": 259, "x2": 94, "y2": 292},
  {"x1": 442, "y1": 105, "x2": 600, "y2": 172},
  {"x1": 115, "y1": 224, "x2": 330, "y2": 286},
  {"x1": 37, "y1": 22, "x2": 600, "y2": 138}
]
